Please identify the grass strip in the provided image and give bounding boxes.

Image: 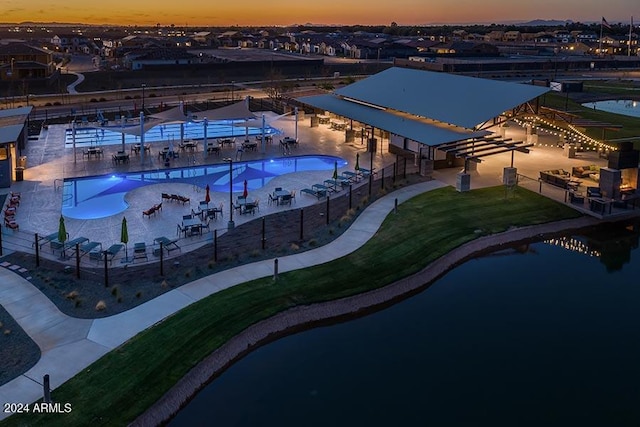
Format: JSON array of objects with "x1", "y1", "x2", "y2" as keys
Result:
[{"x1": 2, "y1": 186, "x2": 581, "y2": 426}]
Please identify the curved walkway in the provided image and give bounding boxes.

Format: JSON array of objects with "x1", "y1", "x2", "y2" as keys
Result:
[
  {"x1": 0, "y1": 180, "x2": 444, "y2": 418},
  {"x1": 66, "y1": 72, "x2": 84, "y2": 95}
]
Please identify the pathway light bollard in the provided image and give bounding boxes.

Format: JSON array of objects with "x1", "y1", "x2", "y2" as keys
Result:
[
  {"x1": 274, "y1": 258, "x2": 279, "y2": 282},
  {"x1": 395, "y1": 198, "x2": 398, "y2": 214}
]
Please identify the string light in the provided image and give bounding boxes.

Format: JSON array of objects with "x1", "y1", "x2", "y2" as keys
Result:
[
  {"x1": 512, "y1": 116, "x2": 617, "y2": 153},
  {"x1": 544, "y1": 237, "x2": 601, "y2": 257}
]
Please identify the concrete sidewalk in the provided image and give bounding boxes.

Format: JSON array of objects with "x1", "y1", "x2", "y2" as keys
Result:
[{"x1": 0, "y1": 180, "x2": 446, "y2": 418}]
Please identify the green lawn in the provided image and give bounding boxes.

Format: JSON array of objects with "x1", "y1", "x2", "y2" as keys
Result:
[{"x1": 2, "y1": 186, "x2": 581, "y2": 427}]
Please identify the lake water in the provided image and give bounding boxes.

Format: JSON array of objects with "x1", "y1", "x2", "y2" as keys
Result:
[
  {"x1": 169, "y1": 221, "x2": 640, "y2": 426},
  {"x1": 582, "y1": 99, "x2": 640, "y2": 118}
]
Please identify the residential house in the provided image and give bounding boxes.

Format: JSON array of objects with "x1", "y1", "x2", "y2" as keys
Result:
[{"x1": 0, "y1": 42, "x2": 56, "y2": 81}]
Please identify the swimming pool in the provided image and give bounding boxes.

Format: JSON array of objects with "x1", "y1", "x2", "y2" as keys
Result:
[
  {"x1": 582, "y1": 99, "x2": 640, "y2": 118},
  {"x1": 62, "y1": 155, "x2": 348, "y2": 219},
  {"x1": 65, "y1": 120, "x2": 281, "y2": 147}
]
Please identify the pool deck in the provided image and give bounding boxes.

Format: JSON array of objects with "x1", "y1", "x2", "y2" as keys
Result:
[{"x1": 2, "y1": 111, "x2": 394, "y2": 262}]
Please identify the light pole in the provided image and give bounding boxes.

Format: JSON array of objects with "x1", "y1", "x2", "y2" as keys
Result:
[
  {"x1": 231, "y1": 81, "x2": 235, "y2": 102},
  {"x1": 141, "y1": 83, "x2": 146, "y2": 113},
  {"x1": 224, "y1": 157, "x2": 235, "y2": 230}
]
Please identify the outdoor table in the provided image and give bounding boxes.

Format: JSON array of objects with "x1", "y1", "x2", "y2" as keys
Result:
[
  {"x1": 84, "y1": 147, "x2": 103, "y2": 159},
  {"x1": 317, "y1": 115, "x2": 330, "y2": 124},
  {"x1": 219, "y1": 138, "x2": 235, "y2": 147},
  {"x1": 181, "y1": 218, "x2": 203, "y2": 237},
  {"x1": 273, "y1": 189, "x2": 289, "y2": 204},
  {"x1": 112, "y1": 152, "x2": 130, "y2": 164}
]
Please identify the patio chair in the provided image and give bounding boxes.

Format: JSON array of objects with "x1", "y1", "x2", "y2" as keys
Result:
[
  {"x1": 176, "y1": 223, "x2": 188, "y2": 237},
  {"x1": 290, "y1": 190, "x2": 296, "y2": 204},
  {"x1": 280, "y1": 194, "x2": 292, "y2": 206},
  {"x1": 268, "y1": 193, "x2": 277, "y2": 206},
  {"x1": 133, "y1": 242, "x2": 148, "y2": 262},
  {"x1": 182, "y1": 214, "x2": 193, "y2": 221}
]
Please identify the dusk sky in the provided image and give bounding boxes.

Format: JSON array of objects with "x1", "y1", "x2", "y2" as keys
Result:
[{"x1": 1, "y1": 0, "x2": 638, "y2": 27}]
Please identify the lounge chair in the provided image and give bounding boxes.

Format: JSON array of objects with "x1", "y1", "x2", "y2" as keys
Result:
[
  {"x1": 153, "y1": 236, "x2": 181, "y2": 255},
  {"x1": 133, "y1": 242, "x2": 148, "y2": 262},
  {"x1": 36, "y1": 232, "x2": 67, "y2": 249},
  {"x1": 4, "y1": 218, "x2": 19, "y2": 230},
  {"x1": 104, "y1": 244, "x2": 124, "y2": 264},
  {"x1": 73, "y1": 241, "x2": 102, "y2": 258},
  {"x1": 63, "y1": 237, "x2": 90, "y2": 252}
]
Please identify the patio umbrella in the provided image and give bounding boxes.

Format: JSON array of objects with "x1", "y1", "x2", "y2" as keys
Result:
[
  {"x1": 58, "y1": 215, "x2": 67, "y2": 258},
  {"x1": 355, "y1": 153, "x2": 360, "y2": 171},
  {"x1": 121, "y1": 216, "x2": 129, "y2": 262},
  {"x1": 242, "y1": 179, "x2": 248, "y2": 198},
  {"x1": 205, "y1": 184, "x2": 211, "y2": 204},
  {"x1": 332, "y1": 161, "x2": 338, "y2": 180}
]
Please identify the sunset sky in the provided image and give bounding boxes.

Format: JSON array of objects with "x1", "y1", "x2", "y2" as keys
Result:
[{"x1": 1, "y1": 0, "x2": 638, "y2": 27}]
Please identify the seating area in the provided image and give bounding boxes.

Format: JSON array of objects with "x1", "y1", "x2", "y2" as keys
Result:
[
  {"x1": 572, "y1": 164, "x2": 600, "y2": 179},
  {"x1": 142, "y1": 203, "x2": 162, "y2": 218},
  {"x1": 539, "y1": 169, "x2": 571, "y2": 189},
  {"x1": 112, "y1": 151, "x2": 130, "y2": 164}
]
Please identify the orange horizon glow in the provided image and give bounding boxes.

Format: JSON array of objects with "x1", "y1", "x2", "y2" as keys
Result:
[{"x1": 3, "y1": 1, "x2": 638, "y2": 27}]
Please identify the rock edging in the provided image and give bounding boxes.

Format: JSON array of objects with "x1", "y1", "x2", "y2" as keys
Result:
[{"x1": 132, "y1": 216, "x2": 601, "y2": 426}]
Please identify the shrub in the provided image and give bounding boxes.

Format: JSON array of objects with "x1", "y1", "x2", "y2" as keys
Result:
[
  {"x1": 110, "y1": 286, "x2": 119, "y2": 297},
  {"x1": 90, "y1": 98, "x2": 98, "y2": 103},
  {"x1": 4, "y1": 329, "x2": 10, "y2": 336},
  {"x1": 290, "y1": 243, "x2": 300, "y2": 251},
  {"x1": 95, "y1": 300, "x2": 107, "y2": 311},
  {"x1": 99, "y1": 97, "x2": 107, "y2": 102},
  {"x1": 161, "y1": 280, "x2": 168, "y2": 289},
  {"x1": 117, "y1": 296, "x2": 123, "y2": 303},
  {"x1": 65, "y1": 290, "x2": 79, "y2": 300},
  {"x1": 308, "y1": 238, "x2": 318, "y2": 246},
  {"x1": 74, "y1": 299, "x2": 82, "y2": 308},
  {"x1": 135, "y1": 291, "x2": 142, "y2": 299},
  {"x1": 249, "y1": 249, "x2": 260, "y2": 258}
]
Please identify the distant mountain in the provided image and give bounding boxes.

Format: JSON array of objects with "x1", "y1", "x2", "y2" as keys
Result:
[{"x1": 518, "y1": 19, "x2": 574, "y2": 26}]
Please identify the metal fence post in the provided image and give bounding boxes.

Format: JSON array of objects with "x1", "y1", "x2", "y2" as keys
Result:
[
  {"x1": 349, "y1": 184, "x2": 352, "y2": 210},
  {"x1": 75, "y1": 243, "x2": 80, "y2": 278},
  {"x1": 326, "y1": 196, "x2": 330, "y2": 225},
  {"x1": 274, "y1": 258, "x2": 278, "y2": 281},
  {"x1": 160, "y1": 242, "x2": 164, "y2": 276},
  {"x1": 381, "y1": 168, "x2": 385, "y2": 189},
  {"x1": 214, "y1": 229, "x2": 218, "y2": 262},
  {"x1": 261, "y1": 217, "x2": 266, "y2": 249},
  {"x1": 34, "y1": 233, "x2": 40, "y2": 267},
  {"x1": 104, "y1": 251, "x2": 109, "y2": 287},
  {"x1": 299, "y1": 209, "x2": 304, "y2": 240}
]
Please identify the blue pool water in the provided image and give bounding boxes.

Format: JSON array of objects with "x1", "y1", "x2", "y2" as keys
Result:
[
  {"x1": 65, "y1": 120, "x2": 281, "y2": 147},
  {"x1": 62, "y1": 155, "x2": 348, "y2": 220},
  {"x1": 582, "y1": 99, "x2": 640, "y2": 118}
]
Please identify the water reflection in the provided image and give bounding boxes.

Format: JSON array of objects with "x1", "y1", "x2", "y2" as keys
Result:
[{"x1": 169, "y1": 219, "x2": 640, "y2": 426}]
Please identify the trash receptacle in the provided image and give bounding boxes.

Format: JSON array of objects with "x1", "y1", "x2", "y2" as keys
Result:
[
  {"x1": 15, "y1": 167, "x2": 24, "y2": 182},
  {"x1": 18, "y1": 156, "x2": 27, "y2": 169}
]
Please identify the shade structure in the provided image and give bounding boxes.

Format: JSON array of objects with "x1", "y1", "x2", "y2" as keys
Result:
[
  {"x1": 355, "y1": 153, "x2": 360, "y2": 171},
  {"x1": 242, "y1": 180, "x2": 248, "y2": 198},
  {"x1": 332, "y1": 161, "x2": 338, "y2": 179},
  {"x1": 205, "y1": 184, "x2": 211, "y2": 204},
  {"x1": 121, "y1": 217, "x2": 129, "y2": 262}
]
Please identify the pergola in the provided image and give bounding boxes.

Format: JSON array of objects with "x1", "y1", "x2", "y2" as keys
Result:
[{"x1": 297, "y1": 67, "x2": 549, "y2": 165}]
